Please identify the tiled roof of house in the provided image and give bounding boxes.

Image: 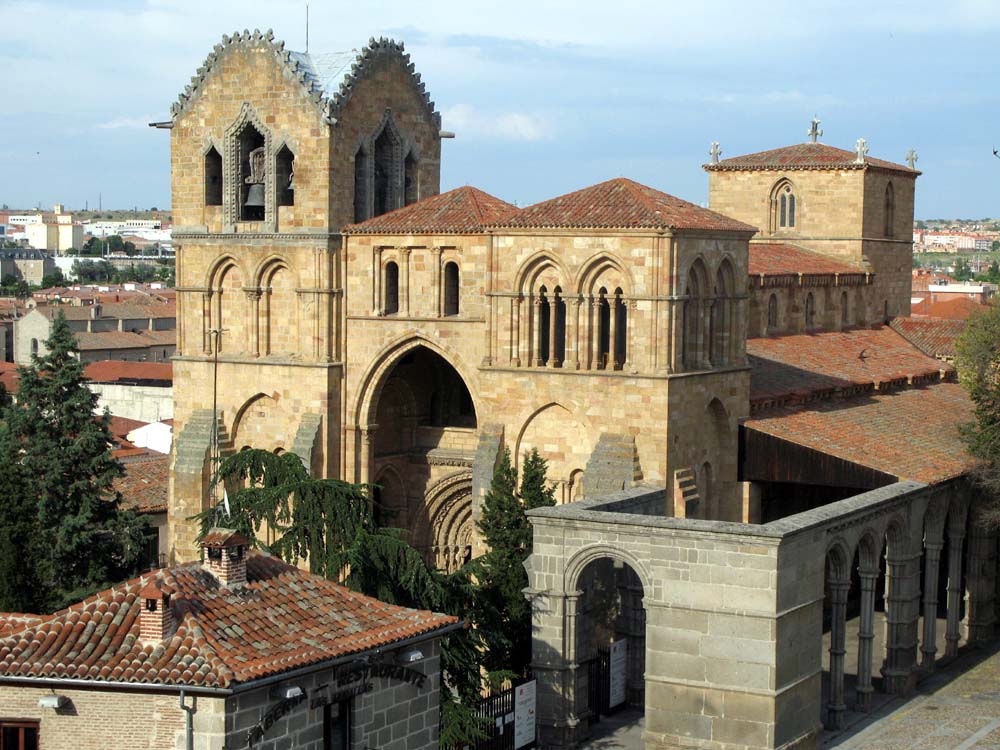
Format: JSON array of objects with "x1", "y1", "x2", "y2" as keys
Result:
[
  {"x1": 114, "y1": 457, "x2": 168, "y2": 513},
  {"x1": 74, "y1": 330, "x2": 175, "y2": 351},
  {"x1": 705, "y1": 142, "x2": 920, "y2": 175},
  {"x1": 488, "y1": 178, "x2": 757, "y2": 232},
  {"x1": 0, "y1": 552, "x2": 458, "y2": 689},
  {"x1": 344, "y1": 186, "x2": 517, "y2": 234},
  {"x1": 0, "y1": 362, "x2": 18, "y2": 393},
  {"x1": 744, "y1": 382, "x2": 975, "y2": 485},
  {"x1": 748, "y1": 243, "x2": 865, "y2": 276},
  {"x1": 911, "y1": 296, "x2": 984, "y2": 321},
  {"x1": 84, "y1": 360, "x2": 173, "y2": 384},
  {"x1": 889, "y1": 317, "x2": 966, "y2": 360},
  {"x1": 748, "y1": 326, "x2": 953, "y2": 410},
  {"x1": 0, "y1": 613, "x2": 50, "y2": 638},
  {"x1": 36, "y1": 303, "x2": 175, "y2": 321}
]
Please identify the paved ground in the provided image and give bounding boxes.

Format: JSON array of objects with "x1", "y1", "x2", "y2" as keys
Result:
[{"x1": 578, "y1": 641, "x2": 1000, "y2": 750}]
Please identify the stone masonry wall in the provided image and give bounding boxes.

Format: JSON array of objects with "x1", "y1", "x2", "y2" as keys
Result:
[{"x1": 0, "y1": 684, "x2": 226, "y2": 750}]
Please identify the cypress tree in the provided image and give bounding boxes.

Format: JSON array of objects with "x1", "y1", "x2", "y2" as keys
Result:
[{"x1": 0, "y1": 312, "x2": 144, "y2": 610}]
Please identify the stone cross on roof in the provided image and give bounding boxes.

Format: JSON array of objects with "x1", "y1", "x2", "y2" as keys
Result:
[
  {"x1": 807, "y1": 117, "x2": 823, "y2": 143},
  {"x1": 906, "y1": 148, "x2": 918, "y2": 169},
  {"x1": 709, "y1": 141, "x2": 722, "y2": 164},
  {"x1": 854, "y1": 137, "x2": 869, "y2": 164}
]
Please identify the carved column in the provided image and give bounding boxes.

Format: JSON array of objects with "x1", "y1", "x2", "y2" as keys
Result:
[
  {"x1": 946, "y1": 524, "x2": 966, "y2": 657},
  {"x1": 246, "y1": 289, "x2": 262, "y2": 358},
  {"x1": 856, "y1": 568, "x2": 878, "y2": 711},
  {"x1": 359, "y1": 425, "x2": 376, "y2": 486},
  {"x1": 570, "y1": 296, "x2": 582, "y2": 370},
  {"x1": 432, "y1": 247, "x2": 443, "y2": 317},
  {"x1": 881, "y1": 549, "x2": 921, "y2": 695},
  {"x1": 921, "y1": 542, "x2": 943, "y2": 672},
  {"x1": 511, "y1": 297, "x2": 521, "y2": 367},
  {"x1": 963, "y1": 521, "x2": 997, "y2": 645},
  {"x1": 592, "y1": 297, "x2": 603, "y2": 369},
  {"x1": 547, "y1": 294, "x2": 558, "y2": 368},
  {"x1": 608, "y1": 295, "x2": 619, "y2": 370},
  {"x1": 400, "y1": 247, "x2": 412, "y2": 316},
  {"x1": 582, "y1": 296, "x2": 594, "y2": 370},
  {"x1": 202, "y1": 291, "x2": 213, "y2": 354},
  {"x1": 533, "y1": 296, "x2": 545, "y2": 367},
  {"x1": 826, "y1": 580, "x2": 849, "y2": 729}
]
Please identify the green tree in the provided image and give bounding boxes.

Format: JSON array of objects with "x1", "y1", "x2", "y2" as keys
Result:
[
  {"x1": 0, "y1": 313, "x2": 146, "y2": 610},
  {"x1": 40, "y1": 267, "x2": 65, "y2": 289},
  {"x1": 194, "y1": 449, "x2": 488, "y2": 744},
  {"x1": 472, "y1": 447, "x2": 554, "y2": 676},
  {"x1": 954, "y1": 258, "x2": 973, "y2": 281},
  {"x1": 13, "y1": 279, "x2": 30, "y2": 300}
]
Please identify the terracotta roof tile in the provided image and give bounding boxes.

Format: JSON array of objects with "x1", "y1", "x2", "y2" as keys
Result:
[
  {"x1": 0, "y1": 553, "x2": 457, "y2": 689},
  {"x1": 748, "y1": 326, "x2": 952, "y2": 410},
  {"x1": 705, "y1": 142, "x2": 920, "y2": 175},
  {"x1": 912, "y1": 297, "x2": 984, "y2": 321},
  {"x1": 748, "y1": 243, "x2": 865, "y2": 276},
  {"x1": 84, "y1": 360, "x2": 173, "y2": 384},
  {"x1": 74, "y1": 330, "x2": 175, "y2": 351},
  {"x1": 744, "y1": 382, "x2": 975, "y2": 485},
  {"x1": 0, "y1": 613, "x2": 50, "y2": 638},
  {"x1": 488, "y1": 178, "x2": 757, "y2": 232},
  {"x1": 344, "y1": 186, "x2": 516, "y2": 234},
  {"x1": 889, "y1": 317, "x2": 966, "y2": 359},
  {"x1": 37, "y1": 303, "x2": 175, "y2": 321},
  {"x1": 114, "y1": 456, "x2": 168, "y2": 513},
  {"x1": 0, "y1": 361, "x2": 18, "y2": 393}
]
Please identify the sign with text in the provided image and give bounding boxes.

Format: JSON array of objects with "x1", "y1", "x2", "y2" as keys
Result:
[
  {"x1": 609, "y1": 639, "x2": 627, "y2": 709},
  {"x1": 513, "y1": 680, "x2": 537, "y2": 749}
]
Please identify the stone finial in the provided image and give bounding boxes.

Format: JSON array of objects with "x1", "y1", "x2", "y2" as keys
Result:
[
  {"x1": 854, "y1": 137, "x2": 869, "y2": 164},
  {"x1": 906, "y1": 148, "x2": 918, "y2": 169},
  {"x1": 709, "y1": 141, "x2": 722, "y2": 164},
  {"x1": 807, "y1": 116, "x2": 823, "y2": 143}
]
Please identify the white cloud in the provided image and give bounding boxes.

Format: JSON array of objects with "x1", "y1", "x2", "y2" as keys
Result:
[
  {"x1": 442, "y1": 104, "x2": 553, "y2": 142},
  {"x1": 96, "y1": 116, "x2": 160, "y2": 130}
]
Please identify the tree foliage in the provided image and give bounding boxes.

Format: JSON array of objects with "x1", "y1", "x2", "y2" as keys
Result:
[
  {"x1": 956, "y1": 301, "x2": 1000, "y2": 526},
  {"x1": 0, "y1": 313, "x2": 146, "y2": 612},
  {"x1": 193, "y1": 448, "x2": 489, "y2": 744}
]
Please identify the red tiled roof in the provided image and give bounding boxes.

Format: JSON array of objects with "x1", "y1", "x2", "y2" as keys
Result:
[
  {"x1": 0, "y1": 553, "x2": 458, "y2": 689},
  {"x1": 705, "y1": 142, "x2": 919, "y2": 175},
  {"x1": 114, "y1": 456, "x2": 168, "y2": 513},
  {"x1": 0, "y1": 613, "x2": 50, "y2": 638},
  {"x1": 889, "y1": 317, "x2": 966, "y2": 359},
  {"x1": 0, "y1": 361, "x2": 18, "y2": 393},
  {"x1": 748, "y1": 326, "x2": 952, "y2": 409},
  {"x1": 488, "y1": 178, "x2": 757, "y2": 232},
  {"x1": 84, "y1": 360, "x2": 173, "y2": 384},
  {"x1": 344, "y1": 186, "x2": 517, "y2": 234},
  {"x1": 744, "y1": 382, "x2": 975, "y2": 485},
  {"x1": 912, "y1": 297, "x2": 984, "y2": 321},
  {"x1": 36, "y1": 302, "x2": 175, "y2": 321},
  {"x1": 748, "y1": 243, "x2": 865, "y2": 276},
  {"x1": 75, "y1": 330, "x2": 175, "y2": 351}
]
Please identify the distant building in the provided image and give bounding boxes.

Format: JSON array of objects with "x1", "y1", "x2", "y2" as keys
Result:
[
  {"x1": 14, "y1": 302, "x2": 176, "y2": 364},
  {"x1": 7, "y1": 214, "x2": 43, "y2": 226},
  {"x1": 25, "y1": 221, "x2": 83, "y2": 254},
  {"x1": 0, "y1": 247, "x2": 55, "y2": 285}
]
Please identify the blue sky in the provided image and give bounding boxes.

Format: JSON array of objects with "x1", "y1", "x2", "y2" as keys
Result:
[{"x1": 2, "y1": 0, "x2": 997, "y2": 218}]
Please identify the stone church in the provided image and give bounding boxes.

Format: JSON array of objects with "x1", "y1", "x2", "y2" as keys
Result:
[{"x1": 163, "y1": 30, "x2": 996, "y2": 750}]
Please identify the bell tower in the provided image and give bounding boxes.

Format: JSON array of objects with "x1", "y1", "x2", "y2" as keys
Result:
[{"x1": 162, "y1": 30, "x2": 443, "y2": 562}]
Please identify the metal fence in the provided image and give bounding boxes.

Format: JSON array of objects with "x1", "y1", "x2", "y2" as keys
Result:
[
  {"x1": 458, "y1": 675, "x2": 535, "y2": 750},
  {"x1": 585, "y1": 647, "x2": 611, "y2": 724}
]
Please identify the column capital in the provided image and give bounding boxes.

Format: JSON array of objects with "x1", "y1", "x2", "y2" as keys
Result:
[
  {"x1": 431, "y1": 246, "x2": 443, "y2": 256},
  {"x1": 400, "y1": 247, "x2": 412, "y2": 258}
]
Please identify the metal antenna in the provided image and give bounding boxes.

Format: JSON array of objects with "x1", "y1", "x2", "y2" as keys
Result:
[{"x1": 305, "y1": 2, "x2": 310, "y2": 53}]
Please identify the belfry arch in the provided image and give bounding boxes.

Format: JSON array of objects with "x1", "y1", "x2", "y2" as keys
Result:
[{"x1": 356, "y1": 343, "x2": 479, "y2": 569}]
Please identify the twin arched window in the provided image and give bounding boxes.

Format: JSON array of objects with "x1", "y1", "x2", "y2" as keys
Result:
[
  {"x1": 353, "y1": 117, "x2": 419, "y2": 223},
  {"x1": 770, "y1": 179, "x2": 797, "y2": 231},
  {"x1": 683, "y1": 258, "x2": 735, "y2": 370}
]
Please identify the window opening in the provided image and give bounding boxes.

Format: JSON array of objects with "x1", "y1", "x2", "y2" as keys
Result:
[
  {"x1": 538, "y1": 286, "x2": 551, "y2": 365},
  {"x1": 554, "y1": 286, "x2": 567, "y2": 366},
  {"x1": 373, "y1": 128, "x2": 394, "y2": 218},
  {"x1": 805, "y1": 292, "x2": 816, "y2": 328},
  {"x1": 614, "y1": 287, "x2": 627, "y2": 368},
  {"x1": 238, "y1": 124, "x2": 266, "y2": 221},
  {"x1": 384, "y1": 261, "x2": 399, "y2": 315},
  {"x1": 443, "y1": 262, "x2": 459, "y2": 316},
  {"x1": 841, "y1": 291, "x2": 849, "y2": 327},
  {"x1": 276, "y1": 146, "x2": 295, "y2": 207},
  {"x1": 1, "y1": 721, "x2": 39, "y2": 750},
  {"x1": 404, "y1": 151, "x2": 418, "y2": 206},
  {"x1": 884, "y1": 182, "x2": 895, "y2": 237},
  {"x1": 205, "y1": 146, "x2": 223, "y2": 206},
  {"x1": 597, "y1": 287, "x2": 611, "y2": 369},
  {"x1": 767, "y1": 294, "x2": 778, "y2": 332}
]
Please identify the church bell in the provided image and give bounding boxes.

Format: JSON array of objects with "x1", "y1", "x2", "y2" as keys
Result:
[{"x1": 245, "y1": 184, "x2": 266, "y2": 208}]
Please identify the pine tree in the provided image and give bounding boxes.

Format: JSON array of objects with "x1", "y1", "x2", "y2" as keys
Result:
[
  {"x1": 521, "y1": 447, "x2": 557, "y2": 512},
  {"x1": 0, "y1": 312, "x2": 145, "y2": 610}
]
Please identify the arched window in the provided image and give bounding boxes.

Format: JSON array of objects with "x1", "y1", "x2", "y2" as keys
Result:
[
  {"x1": 443, "y1": 262, "x2": 459, "y2": 316},
  {"x1": 30, "y1": 338, "x2": 38, "y2": 357},
  {"x1": 841, "y1": 291, "x2": 849, "y2": 327},
  {"x1": 767, "y1": 294, "x2": 778, "y2": 332},
  {"x1": 710, "y1": 262, "x2": 735, "y2": 366},
  {"x1": 237, "y1": 122, "x2": 266, "y2": 221},
  {"x1": 613, "y1": 287, "x2": 627, "y2": 369},
  {"x1": 205, "y1": 146, "x2": 223, "y2": 206},
  {"x1": 353, "y1": 146, "x2": 369, "y2": 222},
  {"x1": 884, "y1": 182, "x2": 895, "y2": 237},
  {"x1": 682, "y1": 264, "x2": 706, "y2": 370},
  {"x1": 276, "y1": 146, "x2": 295, "y2": 207},
  {"x1": 597, "y1": 287, "x2": 611, "y2": 369},
  {"x1": 805, "y1": 292, "x2": 816, "y2": 329},
  {"x1": 771, "y1": 179, "x2": 797, "y2": 231},
  {"x1": 383, "y1": 261, "x2": 399, "y2": 315},
  {"x1": 404, "y1": 151, "x2": 418, "y2": 206},
  {"x1": 373, "y1": 127, "x2": 395, "y2": 218},
  {"x1": 554, "y1": 286, "x2": 567, "y2": 366}
]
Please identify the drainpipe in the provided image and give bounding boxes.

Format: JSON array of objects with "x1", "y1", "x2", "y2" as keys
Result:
[{"x1": 179, "y1": 689, "x2": 195, "y2": 750}]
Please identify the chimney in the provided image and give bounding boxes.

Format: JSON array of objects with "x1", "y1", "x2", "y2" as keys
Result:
[
  {"x1": 138, "y1": 580, "x2": 174, "y2": 644},
  {"x1": 201, "y1": 528, "x2": 250, "y2": 588}
]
